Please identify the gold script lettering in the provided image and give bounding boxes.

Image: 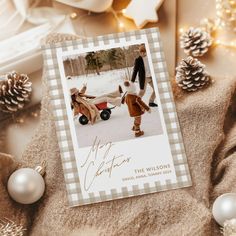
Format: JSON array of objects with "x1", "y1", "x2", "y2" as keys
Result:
[{"x1": 81, "y1": 137, "x2": 131, "y2": 192}]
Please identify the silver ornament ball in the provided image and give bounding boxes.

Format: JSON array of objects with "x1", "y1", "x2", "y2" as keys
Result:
[
  {"x1": 7, "y1": 168, "x2": 45, "y2": 204},
  {"x1": 212, "y1": 193, "x2": 236, "y2": 226}
]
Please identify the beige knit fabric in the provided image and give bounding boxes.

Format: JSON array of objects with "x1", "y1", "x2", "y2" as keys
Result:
[{"x1": 0, "y1": 34, "x2": 236, "y2": 235}]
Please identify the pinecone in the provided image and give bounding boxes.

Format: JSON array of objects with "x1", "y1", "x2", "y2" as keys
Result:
[
  {"x1": 0, "y1": 72, "x2": 32, "y2": 113},
  {"x1": 180, "y1": 27, "x2": 212, "y2": 57},
  {"x1": 176, "y1": 56, "x2": 211, "y2": 92}
]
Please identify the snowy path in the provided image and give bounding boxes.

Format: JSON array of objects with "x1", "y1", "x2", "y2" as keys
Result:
[{"x1": 68, "y1": 68, "x2": 163, "y2": 148}]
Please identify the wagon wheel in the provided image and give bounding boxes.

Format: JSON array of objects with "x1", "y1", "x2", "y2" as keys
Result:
[
  {"x1": 106, "y1": 109, "x2": 112, "y2": 114},
  {"x1": 79, "y1": 115, "x2": 89, "y2": 125},
  {"x1": 100, "y1": 110, "x2": 110, "y2": 120}
]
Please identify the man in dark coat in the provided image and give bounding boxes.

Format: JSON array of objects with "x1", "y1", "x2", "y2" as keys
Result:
[{"x1": 131, "y1": 44, "x2": 158, "y2": 107}]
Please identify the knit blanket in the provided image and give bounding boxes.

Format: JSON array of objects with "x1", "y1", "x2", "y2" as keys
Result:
[{"x1": 0, "y1": 34, "x2": 236, "y2": 236}]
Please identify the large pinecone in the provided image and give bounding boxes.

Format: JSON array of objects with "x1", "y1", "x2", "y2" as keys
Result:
[
  {"x1": 0, "y1": 72, "x2": 32, "y2": 113},
  {"x1": 176, "y1": 56, "x2": 211, "y2": 92},
  {"x1": 180, "y1": 27, "x2": 212, "y2": 57}
]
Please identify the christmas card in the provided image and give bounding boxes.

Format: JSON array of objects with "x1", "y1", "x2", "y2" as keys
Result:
[{"x1": 42, "y1": 28, "x2": 192, "y2": 207}]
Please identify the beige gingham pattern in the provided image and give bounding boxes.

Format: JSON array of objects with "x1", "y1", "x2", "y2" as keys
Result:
[{"x1": 42, "y1": 28, "x2": 192, "y2": 207}]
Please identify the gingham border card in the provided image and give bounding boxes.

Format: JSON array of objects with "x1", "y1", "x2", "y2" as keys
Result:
[{"x1": 42, "y1": 28, "x2": 192, "y2": 207}]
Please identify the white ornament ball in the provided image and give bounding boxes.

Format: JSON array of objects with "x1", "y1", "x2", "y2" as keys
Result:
[
  {"x1": 212, "y1": 193, "x2": 236, "y2": 226},
  {"x1": 7, "y1": 168, "x2": 45, "y2": 204}
]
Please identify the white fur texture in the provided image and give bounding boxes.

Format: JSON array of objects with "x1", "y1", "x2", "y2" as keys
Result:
[{"x1": 124, "y1": 81, "x2": 137, "y2": 95}]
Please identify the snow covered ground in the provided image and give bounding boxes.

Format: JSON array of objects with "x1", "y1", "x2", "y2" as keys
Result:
[{"x1": 67, "y1": 68, "x2": 163, "y2": 148}]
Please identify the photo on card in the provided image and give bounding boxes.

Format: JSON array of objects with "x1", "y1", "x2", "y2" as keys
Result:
[
  {"x1": 42, "y1": 28, "x2": 192, "y2": 207},
  {"x1": 62, "y1": 43, "x2": 163, "y2": 148}
]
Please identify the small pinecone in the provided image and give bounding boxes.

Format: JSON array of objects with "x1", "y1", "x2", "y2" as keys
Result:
[
  {"x1": 0, "y1": 72, "x2": 32, "y2": 113},
  {"x1": 180, "y1": 27, "x2": 212, "y2": 57},
  {"x1": 176, "y1": 56, "x2": 211, "y2": 92}
]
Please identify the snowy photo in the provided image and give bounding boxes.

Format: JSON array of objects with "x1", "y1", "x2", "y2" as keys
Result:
[{"x1": 63, "y1": 43, "x2": 163, "y2": 148}]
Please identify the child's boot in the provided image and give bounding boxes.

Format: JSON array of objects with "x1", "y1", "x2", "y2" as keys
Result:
[{"x1": 135, "y1": 130, "x2": 144, "y2": 137}]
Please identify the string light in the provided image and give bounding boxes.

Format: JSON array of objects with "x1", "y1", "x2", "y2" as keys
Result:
[
  {"x1": 70, "y1": 12, "x2": 78, "y2": 20},
  {"x1": 216, "y1": 0, "x2": 236, "y2": 32},
  {"x1": 179, "y1": 17, "x2": 236, "y2": 50},
  {"x1": 179, "y1": 28, "x2": 185, "y2": 34},
  {"x1": 17, "y1": 118, "x2": 25, "y2": 124},
  {"x1": 31, "y1": 112, "x2": 39, "y2": 118},
  {"x1": 119, "y1": 22, "x2": 124, "y2": 28},
  {"x1": 73, "y1": 5, "x2": 236, "y2": 49},
  {"x1": 109, "y1": 7, "x2": 127, "y2": 29},
  {"x1": 2, "y1": 104, "x2": 41, "y2": 125},
  {"x1": 121, "y1": 9, "x2": 127, "y2": 14},
  {"x1": 69, "y1": 7, "x2": 129, "y2": 30},
  {"x1": 214, "y1": 39, "x2": 236, "y2": 48},
  {"x1": 70, "y1": 5, "x2": 158, "y2": 31}
]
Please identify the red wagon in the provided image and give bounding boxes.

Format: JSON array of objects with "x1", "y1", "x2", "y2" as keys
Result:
[{"x1": 78, "y1": 101, "x2": 113, "y2": 125}]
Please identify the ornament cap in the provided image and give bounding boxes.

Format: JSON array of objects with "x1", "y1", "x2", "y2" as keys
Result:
[{"x1": 34, "y1": 161, "x2": 46, "y2": 176}]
